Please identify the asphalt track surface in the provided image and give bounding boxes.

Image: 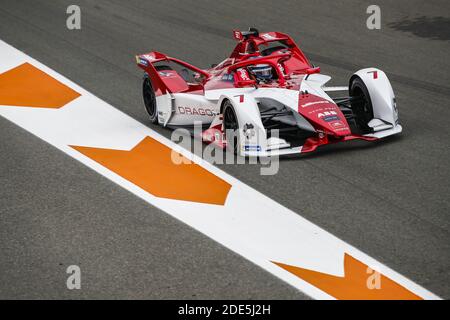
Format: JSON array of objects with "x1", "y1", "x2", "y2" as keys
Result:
[{"x1": 0, "y1": 0, "x2": 449, "y2": 299}]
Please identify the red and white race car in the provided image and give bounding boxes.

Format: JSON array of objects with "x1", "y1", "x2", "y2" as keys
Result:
[{"x1": 136, "y1": 28, "x2": 401, "y2": 157}]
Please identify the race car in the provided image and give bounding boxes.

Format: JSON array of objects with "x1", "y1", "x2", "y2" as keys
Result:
[{"x1": 135, "y1": 28, "x2": 401, "y2": 157}]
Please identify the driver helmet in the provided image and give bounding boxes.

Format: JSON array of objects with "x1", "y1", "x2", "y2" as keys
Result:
[{"x1": 247, "y1": 64, "x2": 273, "y2": 81}]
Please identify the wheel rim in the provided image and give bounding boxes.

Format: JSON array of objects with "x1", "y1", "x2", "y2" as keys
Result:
[
  {"x1": 224, "y1": 105, "x2": 239, "y2": 153},
  {"x1": 143, "y1": 79, "x2": 156, "y2": 119}
]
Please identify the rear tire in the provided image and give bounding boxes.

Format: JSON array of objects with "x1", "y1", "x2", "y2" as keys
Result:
[
  {"x1": 143, "y1": 76, "x2": 158, "y2": 124},
  {"x1": 349, "y1": 77, "x2": 374, "y2": 132},
  {"x1": 223, "y1": 100, "x2": 240, "y2": 155}
]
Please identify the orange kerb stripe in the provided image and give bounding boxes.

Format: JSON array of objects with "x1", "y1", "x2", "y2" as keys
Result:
[
  {"x1": 273, "y1": 253, "x2": 422, "y2": 300},
  {"x1": 71, "y1": 137, "x2": 231, "y2": 205},
  {"x1": 0, "y1": 62, "x2": 80, "y2": 108}
]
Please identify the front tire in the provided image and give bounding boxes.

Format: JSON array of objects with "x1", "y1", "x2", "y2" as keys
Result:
[
  {"x1": 223, "y1": 100, "x2": 240, "y2": 155},
  {"x1": 350, "y1": 77, "x2": 374, "y2": 132},
  {"x1": 143, "y1": 76, "x2": 158, "y2": 124}
]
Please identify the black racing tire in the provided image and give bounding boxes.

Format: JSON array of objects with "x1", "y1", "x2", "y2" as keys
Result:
[
  {"x1": 143, "y1": 76, "x2": 158, "y2": 124},
  {"x1": 223, "y1": 100, "x2": 240, "y2": 155},
  {"x1": 349, "y1": 77, "x2": 374, "y2": 132}
]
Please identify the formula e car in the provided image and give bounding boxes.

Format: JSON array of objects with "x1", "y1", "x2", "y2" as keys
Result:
[{"x1": 135, "y1": 28, "x2": 401, "y2": 157}]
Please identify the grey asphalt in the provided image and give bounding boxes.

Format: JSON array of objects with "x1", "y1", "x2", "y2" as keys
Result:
[{"x1": 0, "y1": 0, "x2": 449, "y2": 299}]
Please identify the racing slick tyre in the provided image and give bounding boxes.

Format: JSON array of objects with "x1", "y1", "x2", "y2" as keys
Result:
[
  {"x1": 223, "y1": 100, "x2": 240, "y2": 155},
  {"x1": 143, "y1": 76, "x2": 158, "y2": 124},
  {"x1": 349, "y1": 77, "x2": 374, "y2": 133}
]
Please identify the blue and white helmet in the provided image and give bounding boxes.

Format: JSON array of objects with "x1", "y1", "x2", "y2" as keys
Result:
[{"x1": 248, "y1": 64, "x2": 273, "y2": 81}]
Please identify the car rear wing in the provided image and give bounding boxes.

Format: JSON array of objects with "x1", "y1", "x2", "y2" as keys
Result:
[
  {"x1": 136, "y1": 51, "x2": 209, "y2": 95},
  {"x1": 135, "y1": 52, "x2": 171, "y2": 95}
]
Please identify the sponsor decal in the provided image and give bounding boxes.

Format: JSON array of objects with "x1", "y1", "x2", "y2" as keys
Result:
[
  {"x1": 307, "y1": 106, "x2": 337, "y2": 116},
  {"x1": 277, "y1": 63, "x2": 285, "y2": 75},
  {"x1": 158, "y1": 71, "x2": 174, "y2": 77},
  {"x1": 138, "y1": 57, "x2": 148, "y2": 66},
  {"x1": 332, "y1": 121, "x2": 345, "y2": 128},
  {"x1": 317, "y1": 110, "x2": 338, "y2": 119},
  {"x1": 237, "y1": 68, "x2": 250, "y2": 81},
  {"x1": 368, "y1": 70, "x2": 378, "y2": 79},
  {"x1": 244, "y1": 145, "x2": 261, "y2": 152},
  {"x1": 177, "y1": 106, "x2": 215, "y2": 117},
  {"x1": 312, "y1": 110, "x2": 343, "y2": 123},
  {"x1": 334, "y1": 127, "x2": 350, "y2": 132},
  {"x1": 221, "y1": 73, "x2": 234, "y2": 82},
  {"x1": 301, "y1": 100, "x2": 330, "y2": 108},
  {"x1": 233, "y1": 30, "x2": 243, "y2": 40},
  {"x1": 261, "y1": 33, "x2": 276, "y2": 40},
  {"x1": 142, "y1": 54, "x2": 155, "y2": 61},
  {"x1": 323, "y1": 115, "x2": 340, "y2": 122}
]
